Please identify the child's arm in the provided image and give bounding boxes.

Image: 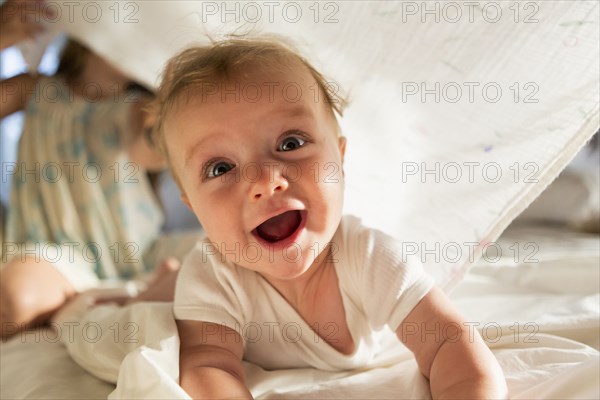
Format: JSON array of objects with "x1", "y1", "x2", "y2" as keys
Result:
[
  {"x1": 0, "y1": 73, "x2": 37, "y2": 119},
  {"x1": 0, "y1": 0, "x2": 45, "y2": 119},
  {"x1": 177, "y1": 319, "x2": 253, "y2": 399},
  {"x1": 397, "y1": 286, "x2": 508, "y2": 399}
]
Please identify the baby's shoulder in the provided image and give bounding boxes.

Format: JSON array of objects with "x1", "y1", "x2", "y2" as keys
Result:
[
  {"x1": 335, "y1": 214, "x2": 422, "y2": 279},
  {"x1": 336, "y1": 214, "x2": 403, "y2": 256}
]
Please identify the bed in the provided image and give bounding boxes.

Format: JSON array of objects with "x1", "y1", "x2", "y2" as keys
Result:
[
  {"x1": 1, "y1": 220, "x2": 598, "y2": 399},
  {"x1": 1, "y1": 0, "x2": 599, "y2": 398}
]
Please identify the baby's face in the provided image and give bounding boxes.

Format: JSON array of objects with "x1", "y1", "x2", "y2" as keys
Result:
[{"x1": 164, "y1": 67, "x2": 346, "y2": 282}]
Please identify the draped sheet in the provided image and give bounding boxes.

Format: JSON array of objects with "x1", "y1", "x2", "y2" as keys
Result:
[
  {"x1": 20, "y1": 0, "x2": 598, "y2": 288},
  {"x1": 5, "y1": 4, "x2": 598, "y2": 398}
]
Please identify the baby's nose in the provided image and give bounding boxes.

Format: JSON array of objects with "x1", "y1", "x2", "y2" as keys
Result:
[{"x1": 249, "y1": 163, "x2": 289, "y2": 200}]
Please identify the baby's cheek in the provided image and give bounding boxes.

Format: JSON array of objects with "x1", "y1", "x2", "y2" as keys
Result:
[{"x1": 189, "y1": 196, "x2": 222, "y2": 233}]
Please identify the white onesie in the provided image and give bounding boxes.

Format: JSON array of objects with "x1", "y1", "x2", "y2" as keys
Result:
[{"x1": 174, "y1": 215, "x2": 434, "y2": 371}]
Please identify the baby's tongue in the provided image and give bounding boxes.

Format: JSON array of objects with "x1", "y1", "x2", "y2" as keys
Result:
[{"x1": 256, "y1": 210, "x2": 301, "y2": 242}]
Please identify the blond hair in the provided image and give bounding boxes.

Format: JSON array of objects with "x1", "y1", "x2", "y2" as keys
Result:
[{"x1": 154, "y1": 37, "x2": 347, "y2": 187}]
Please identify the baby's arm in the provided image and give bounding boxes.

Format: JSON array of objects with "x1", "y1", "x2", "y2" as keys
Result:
[
  {"x1": 397, "y1": 286, "x2": 508, "y2": 399},
  {"x1": 177, "y1": 319, "x2": 253, "y2": 399}
]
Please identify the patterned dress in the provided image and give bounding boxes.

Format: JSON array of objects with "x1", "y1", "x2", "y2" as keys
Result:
[{"x1": 4, "y1": 76, "x2": 163, "y2": 290}]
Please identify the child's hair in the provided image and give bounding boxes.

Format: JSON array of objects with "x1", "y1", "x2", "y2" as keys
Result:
[
  {"x1": 154, "y1": 36, "x2": 347, "y2": 188},
  {"x1": 56, "y1": 38, "x2": 153, "y2": 94},
  {"x1": 56, "y1": 39, "x2": 91, "y2": 81}
]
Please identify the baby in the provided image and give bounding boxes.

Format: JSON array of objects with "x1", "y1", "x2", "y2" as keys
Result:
[{"x1": 155, "y1": 37, "x2": 508, "y2": 399}]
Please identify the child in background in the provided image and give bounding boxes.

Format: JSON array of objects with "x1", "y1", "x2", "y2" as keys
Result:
[
  {"x1": 155, "y1": 38, "x2": 508, "y2": 399},
  {"x1": 0, "y1": 0, "x2": 179, "y2": 338}
]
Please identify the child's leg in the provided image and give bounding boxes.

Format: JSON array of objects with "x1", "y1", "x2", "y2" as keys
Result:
[{"x1": 0, "y1": 255, "x2": 76, "y2": 339}]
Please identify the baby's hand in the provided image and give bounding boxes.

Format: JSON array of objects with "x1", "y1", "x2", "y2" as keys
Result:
[{"x1": 0, "y1": 0, "x2": 52, "y2": 50}]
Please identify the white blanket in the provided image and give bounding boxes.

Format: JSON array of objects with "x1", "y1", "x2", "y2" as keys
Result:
[
  {"x1": 39, "y1": 224, "x2": 596, "y2": 399},
  {"x1": 24, "y1": 0, "x2": 599, "y2": 288},
  {"x1": 2, "y1": 1, "x2": 598, "y2": 398},
  {"x1": 1, "y1": 224, "x2": 598, "y2": 399}
]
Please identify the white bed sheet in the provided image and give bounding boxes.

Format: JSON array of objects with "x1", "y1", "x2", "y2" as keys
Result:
[{"x1": 1, "y1": 224, "x2": 598, "y2": 399}]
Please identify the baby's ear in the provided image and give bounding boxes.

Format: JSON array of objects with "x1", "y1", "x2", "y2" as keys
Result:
[{"x1": 338, "y1": 136, "x2": 347, "y2": 163}]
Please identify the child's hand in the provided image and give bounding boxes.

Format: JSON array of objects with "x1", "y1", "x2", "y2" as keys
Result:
[
  {"x1": 0, "y1": 0, "x2": 51, "y2": 50},
  {"x1": 51, "y1": 283, "x2": 143, "y2": 326},
  {"x1": 128, "y1": 257, "x2": 181, "y2": 303}
]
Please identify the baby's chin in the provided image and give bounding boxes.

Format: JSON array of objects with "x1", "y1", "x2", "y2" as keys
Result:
[{"x1": 231, "y1": 244, "x2": 325, "y2": 279}]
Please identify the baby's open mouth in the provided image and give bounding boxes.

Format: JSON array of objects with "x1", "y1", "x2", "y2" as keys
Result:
[{"x1": 253, "y1": 210, "x2": 302, "y2": 243}]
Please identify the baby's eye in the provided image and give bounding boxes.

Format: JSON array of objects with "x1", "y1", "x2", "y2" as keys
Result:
[
  {"x1": 278, "y1": 136, "x2": 306, "y2": 152},
  {"x1": 205, "y1": 161, "x2": 235, "y2": 179}
]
